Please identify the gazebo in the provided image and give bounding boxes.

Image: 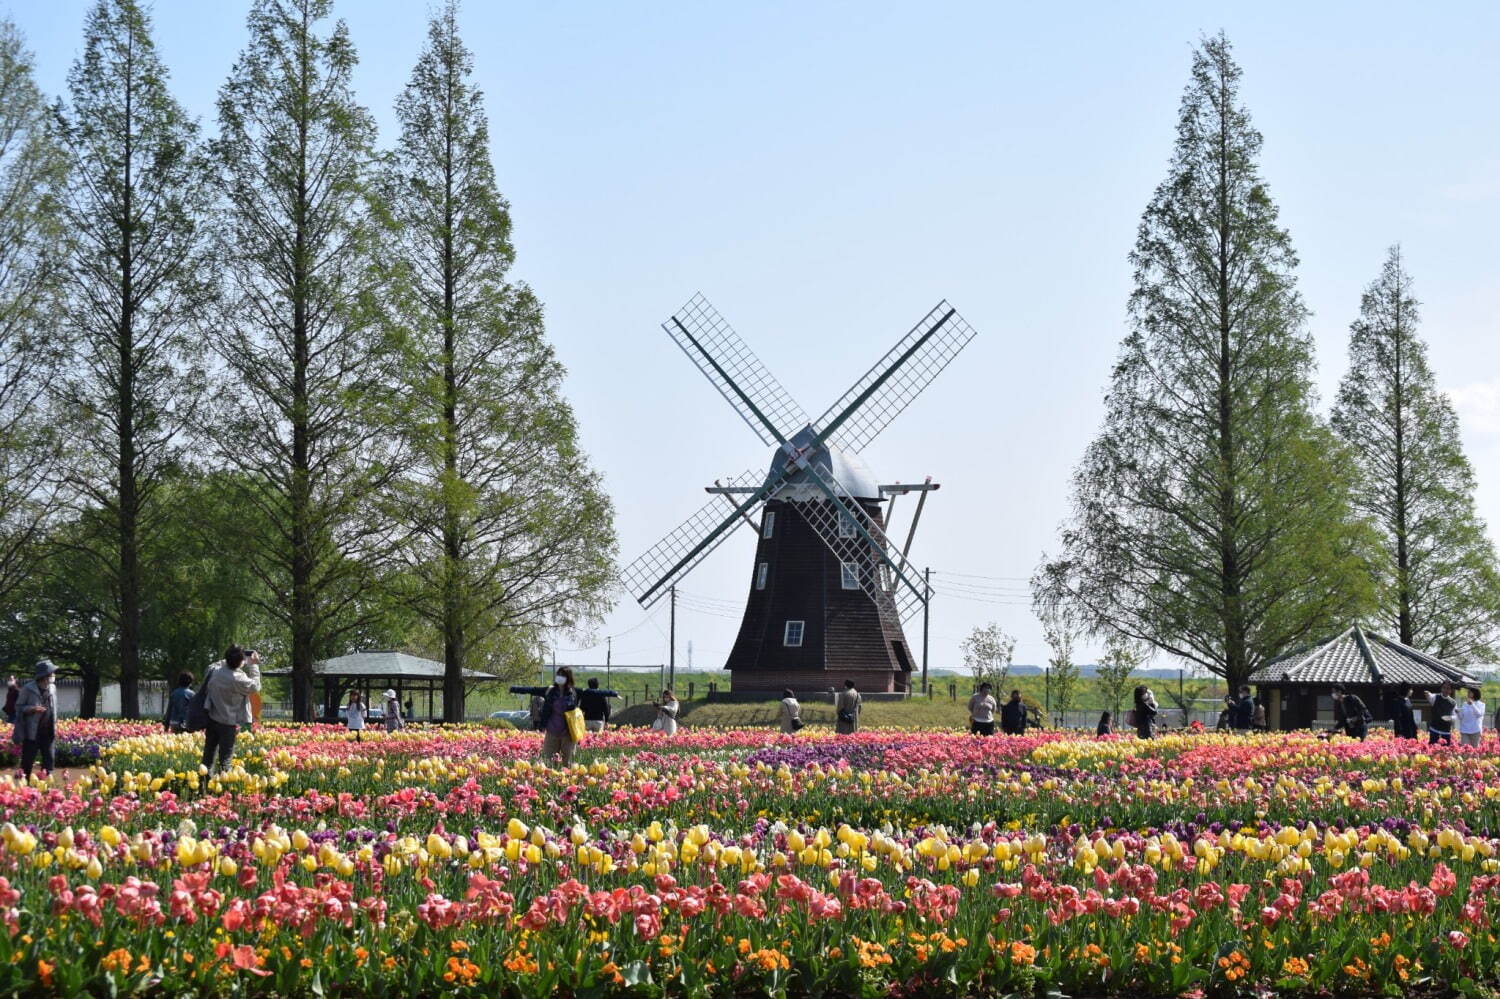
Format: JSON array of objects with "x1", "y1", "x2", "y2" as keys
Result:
[
  {"x1": 1248, "y1": 625, "x2": 1479, "y2": 731},
  {"x1": 267, "y1": 650, "x2": 500, "y2": 722}
]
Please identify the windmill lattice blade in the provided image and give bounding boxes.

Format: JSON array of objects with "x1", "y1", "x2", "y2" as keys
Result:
[
  {"x1": 665, "y1": 294, "x2": 809, "y2": 447},
  {"x1": 621, "y1": 469, "x2": 767, "y2": 608},
  {"x1": 787, "y1": 461, "x2": 927, "y2": 626},
  {"x1": 815, "y1": 301, "x2": 977, "y2": 453}
]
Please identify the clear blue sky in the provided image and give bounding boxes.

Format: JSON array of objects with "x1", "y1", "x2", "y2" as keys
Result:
[{"x1": 12, "y1": 1, "x2": 1500, "y2": 673}]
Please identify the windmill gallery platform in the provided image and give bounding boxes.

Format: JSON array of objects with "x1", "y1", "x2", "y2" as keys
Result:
[{"x1": 621, "y1": 294, "x2": 978, "y2": 694}]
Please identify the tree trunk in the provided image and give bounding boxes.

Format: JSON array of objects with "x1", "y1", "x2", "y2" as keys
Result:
[
  {"x1": 117, "y1": 53, "x2": 141, "y2": 719},
  {"x1": 1215, "y1": 69, "x2": 1247, "y2": 691},
  {"x1": 440, "y1": 87, "x2": 464, "y2": 724},
  {"x1": 1392, "y1": 275, "x2": 1412, "y2": 645},
  {"x1": 79, "y1": 660, "x2": 100, "y2": 720},
  {"x1": 289, "y1": 24, "x2": 314, "y2": 723}
]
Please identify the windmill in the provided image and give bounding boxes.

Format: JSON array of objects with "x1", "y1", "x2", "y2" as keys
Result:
[{"x1": 621, "y1": 294, "x2": 978, "y2": 693}]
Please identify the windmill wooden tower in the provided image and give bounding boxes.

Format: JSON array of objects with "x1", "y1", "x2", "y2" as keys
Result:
[{"x1": 621, "y1": 294, "x2": 978, "y2": 693}]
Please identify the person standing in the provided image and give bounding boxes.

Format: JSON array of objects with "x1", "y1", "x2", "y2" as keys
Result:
[
  {"x1": 202, "y1": 645, "x2": 262, "y2": 772},
  {"x1": 1215, "y1": 695, "x2": 1233, "y2": 731},
  {"x1": 968, "y1": 682, "x2": 998, "y2": 736},
  {"x1": 1132, "y1": 685, "x2": 1158, "y2": 739},
  {"x1": 653, "y1": 690, "x2": 680, "y2": 735},
  {"x1": 580, "y1": 678, "x2": 611, "y2": 733},
  {"x1": 1096, "y1": 711, "x2": 1113, "y2": 737},
  {"x1": 346, "y1": 692, "x2": 366, "y2": 742},
  {"x1": 779, "y1": 688, "x2": 802, "y2": 733},
  {"x1": 13, "y1": 661, "x2": 58, "y2": 780},
  {"x1": 1230, "y1": 686, "x2": 1254, "y2": 730},
  {"x1": 835, "y1": 680, "x2": 862, "y2": 735},
  {"x1": 537, "y1": 667, "x2": 580, "y2": 767},
  {"x1": 164, "y1": 672, "x2": 195, "y2": 733},
  {"x1": 1428, "y1": 683, "x2": 1456, "y2": 746},
  {"x1": 1331, "y1": 686, "x2": 1369, "y2": 740},
  {"x1": 1389, "y1": 684, "x2": 1418, "y2": 740},
  {"x1": 1251, "y1": 696, "x2": 1267, "y2": 732},
  {"x1": 3, "y1": 676, "x2": 18, "y2": 724},
  {"x1": 999, "y1": 689, "x2": 1027, "y2": 735},
  {"x1": 384, "y1": 690, "x2": 405, "y2": 731},
  {"x1": 1457, "y1": 687, "x2": 1486, "y2": 748}
]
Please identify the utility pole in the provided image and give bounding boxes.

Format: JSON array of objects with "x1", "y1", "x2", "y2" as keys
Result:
[
  {"x1": 669, "y1": 585, "x2": 677, "y2": 689},
  {"x1": 921, "y1": 567, "x2": 931, "y2": 696},
  {"x1": 606, "y1": 636, "x2": 612, "y2": 686}
]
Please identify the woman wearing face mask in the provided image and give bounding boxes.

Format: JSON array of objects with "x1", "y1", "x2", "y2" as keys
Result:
[
  {"x1": 13, "y1": 660, "x2": 58, "y2": 781},
  {"x1": 537, "y1": 667, "x2": 580, "y2": 767}
]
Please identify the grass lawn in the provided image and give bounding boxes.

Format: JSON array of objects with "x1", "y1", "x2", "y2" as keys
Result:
[{"x1": 613, "y1": 695, "x2": 987, "y2": 731}]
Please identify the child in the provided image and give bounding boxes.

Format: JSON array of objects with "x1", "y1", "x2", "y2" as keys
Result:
[{"x1": 1096, "y1": 711, "x2": 1112, "y2": 737}]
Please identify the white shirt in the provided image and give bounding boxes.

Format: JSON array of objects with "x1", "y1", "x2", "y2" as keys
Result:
[
  {"x1": 1458, "y1": 700, "x2": 1486, "y2": 735},
  {"x1": 968, "y1": 693, "x2": 997, "y2": 723},
  {"x1": 347, "y1": 703, "x2": 366, "y2": 730}
]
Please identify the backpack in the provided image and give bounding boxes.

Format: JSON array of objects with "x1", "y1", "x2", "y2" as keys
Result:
[
  {"x1": 184, "y1": 668, "x2": 216, "y2": 733},
  {"x1": 1124, "y1": 708, "x2": 1137, "y2": 727}
]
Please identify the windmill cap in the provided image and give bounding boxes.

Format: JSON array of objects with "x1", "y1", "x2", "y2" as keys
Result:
[{"x1": 769, "y1": 428, "x2": 881, "y2": 501}]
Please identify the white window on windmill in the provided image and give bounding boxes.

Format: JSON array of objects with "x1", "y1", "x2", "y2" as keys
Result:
[
  {"x1": 841, "y1": 561, "x2": 860, "y2": 590},
  {"x1": 838, "y1": 512, "x2": 857, "y2": 539},
  {"x1": 756, "y1": 562, "x2": 768, "y2": 590},
  {"x1": 784, "y1": 620, "x2": 804, "y2": 647},
  {"x1": 762, "y1": 511, "x2": 775, "y2": 539}
]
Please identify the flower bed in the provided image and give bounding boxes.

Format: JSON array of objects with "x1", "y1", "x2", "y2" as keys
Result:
[{"x1": 0, "y1": 721, "x2": 1498, "y2": 995}]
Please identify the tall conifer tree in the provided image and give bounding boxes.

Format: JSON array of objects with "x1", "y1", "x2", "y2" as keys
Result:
[
  {"x1": 383, "y1": 4, "x2": 614, "y2": 718},
  {"x1": 54, "y1": 0, "x2": 210, "y2": 717},
  {"x1": 0, "y1": 19, "x2": 65, "y2": 610},
  {"x1": 1039, "y1": 35, "x2": 1374, "y2": 689},
  {"x1": 211, "y1": 0, "x2": 392, "y2": 720},
  {"x1": 1331, "y1": 247, "x2": 1500, "y2": 661}
]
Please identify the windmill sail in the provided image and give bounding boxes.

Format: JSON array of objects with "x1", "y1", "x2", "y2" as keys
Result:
[
  {"x1": 814, "y1": 301, "x2": 977, "y2": 454},
  {"x1": 621, "y1": 468, "x2": 773, "y2": 608},
  {"x1": 665, "y1": 294, "x2": 809, "y2": 446}
]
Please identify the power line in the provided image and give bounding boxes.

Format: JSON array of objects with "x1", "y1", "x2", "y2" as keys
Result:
[{"x1": 932, "y1": 569, "x2": 1032, "y2": 583}]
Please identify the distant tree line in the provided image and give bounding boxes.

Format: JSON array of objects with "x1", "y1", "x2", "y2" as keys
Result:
[
  {"x1": 1036, "y1": 34, "x2": 1500, "y2": 691},
  {"x1": 0, "y1": 0, "x2": 616, "y2": 720}
]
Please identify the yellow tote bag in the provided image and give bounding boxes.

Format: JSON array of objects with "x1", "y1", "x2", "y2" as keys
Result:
[{"x1": 564, "y1": 707, "x2": 587, "y2": 744}]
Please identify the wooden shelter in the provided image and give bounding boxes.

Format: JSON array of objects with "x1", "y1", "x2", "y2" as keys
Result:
[
  {"x1": 266, "y1": 650, "x2": 499, "y2": 722},
  {"x1": 1248, "y1": 626, "x2": 1478, "y2": 731}
]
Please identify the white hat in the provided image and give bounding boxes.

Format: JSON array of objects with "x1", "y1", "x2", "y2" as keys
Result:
[{"x1": 384, "y1": 689, "x2": 397, "y2": 700}]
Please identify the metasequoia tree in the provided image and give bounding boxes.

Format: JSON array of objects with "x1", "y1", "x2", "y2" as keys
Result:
[
  {"x1": 1039, "y1": 35, "x2": 1374, "y2": 690},
  {"x1": 54, "y1": 0, "x2": 210, "y2": 716},
  {"x1": 0, "y1": 19, "x2": 66, "y2": 613},
  {"x1": 382, "y1": 3, "x2": 613, "y2": 718},
  {"x1": 1331, "y1": 247, "x2": 1500, "y2": 662},
  {"x1": 211, "y1": 0, "x2": 394, "y2": 720}
]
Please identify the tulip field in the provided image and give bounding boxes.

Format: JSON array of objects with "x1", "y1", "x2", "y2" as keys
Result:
[{"x1": 5, "y1": 723, "x2": 1500, "y2": 995}]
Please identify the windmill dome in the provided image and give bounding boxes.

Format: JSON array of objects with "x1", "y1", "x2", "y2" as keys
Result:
[{"x1": 767, "y1": 426, "x2": 881, "y2": 501}]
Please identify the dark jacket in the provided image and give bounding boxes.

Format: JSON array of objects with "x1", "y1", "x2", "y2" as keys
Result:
[
  {"x1": 1389, "y1": 692, "x2": 1417, "y2": 739},
  {"x1": 538, "y1": 685, "x2": 579, "y2": 732},
  {"x1": 579, "y1": 688, "x2": 610, "y2": 722},
  {"x1": 165, "y1": 686, "x2": 194, "y2": 729},
  {"x1": 1229, "y1": 696, "x2": 1254, "y2": 730},
  {"x1": 1334, "y1": 695, "x2": 1369, "y2": 736},
  {"x1": 1430, "y1": 694, "x2": 1456, "y2": 734},
  {"x1": 999, "y1": 699, "x2": 1026, "y2": 734},
  {"x1": 12, "y1": 681, "x2": 54, "y2": 743}
]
